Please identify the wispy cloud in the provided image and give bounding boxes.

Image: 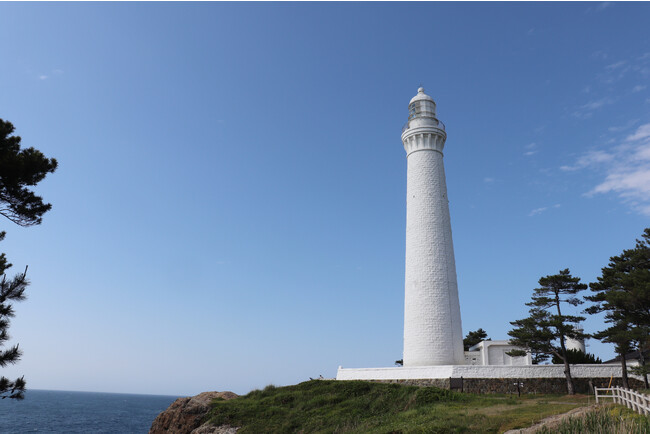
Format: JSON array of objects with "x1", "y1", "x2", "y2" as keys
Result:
[
  {"x1": 528, "y1": 204, "x2": 560, "y2": 217},
  {"x1": 586, "y1": 2, "x2": 611, "y2": 13},
  {"x1": 626, "y1": 123, "x2": 650, "y2": 142},
  {"x1": 560, "y1": 150, "x2": 614, "y2": 171},
  {"x1": 35, "y1": 69, "x2": 63, "y2": 80},
  {"x1": 572, "y1": 98, "x2": 614, "y2": 119},
  {"x1": 632, "y1": 85, "x2": 647, "y2": 93},
  {"x1": 589, "y1": 168, "x2": 650, "y2": 204},
  {"x1": 605, "y1": 60, "x2": 626, "y2": 70},
  {"x1": 483, "y1": 177, "x2": 495, "y2": 183},
  {"x1": 596, "y1": 59, "x2": 632, "y2": 84},
  {"x1": 596, "y1": 1, "x2": 611, "y2": 11},
  {"x1": 524, "y1": 142, "x2": 538, "y2": 156},
  {"x1": 581, "y1": 98, "x2": 613, "y2": 110},
  {"x1": 564, "y1": 123, "x2": 650, "y2": 215},
  {"x1": 608, "y1": 119, "x2": 638, "y2": 133},
  {"x1": 529, "y1": 207, "x2": 547, "y2": 217}
]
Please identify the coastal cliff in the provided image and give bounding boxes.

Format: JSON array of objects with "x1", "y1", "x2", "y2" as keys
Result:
[
  {"x1": 149, "y1": 391, "x2": 238, "y2": 434},
  {"x1": 150, "y1": 380, "x2": 637, "y2": 432}
]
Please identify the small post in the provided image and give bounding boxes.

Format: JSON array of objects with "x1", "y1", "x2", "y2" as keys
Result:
[
  {"x1": 626, "y1": 390, "x2": 636, "y2": 411},
  {"x1": 626, "y1": 389, "x2": 632, "y2": 410},
  {"x1": 620, "y1": 387, "x2": 624, "y2": 407}
]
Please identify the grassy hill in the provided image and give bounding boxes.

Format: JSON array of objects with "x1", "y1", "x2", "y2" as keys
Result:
[{"x1": 205, "y1": 380, "x2": 594, "y2": 433}]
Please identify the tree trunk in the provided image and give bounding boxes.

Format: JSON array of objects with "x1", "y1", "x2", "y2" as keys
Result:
[
  {"x1": 555, "y1": 295, "x2": 575, "y2": 395},
  {"x1": 558, "y1": 340, "x2": 575, "y2": 394},
  {"x1": 563, "y1": 358, "x2": 575, "y2": 395},
  {"x1": 620, "y1": 353, "x2": 629, "y2": 389},
  {"x1": 639, "y1": 350, "x2": 649, "y2": 389}
]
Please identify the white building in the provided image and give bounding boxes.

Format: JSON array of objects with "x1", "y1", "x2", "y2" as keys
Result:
[
  {"x1": 465, "y1": 340, "x2": 532, "y2": 366},
  {"x1": 402, "y1": 88, "x2": 464, "y2": 366}
]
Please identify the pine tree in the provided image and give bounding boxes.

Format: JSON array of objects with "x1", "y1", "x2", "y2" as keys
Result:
[
  {"x1": 589, "y1": 319, "x2": 633, "y2": 388},
  {"x1": 0, "y1": 119, "x2": 57, "y2": 399},
  {"x1": 586, "y1": 228, "x2": 650, "y2": 389},
  {"x1": 551, "y1": 349, "x2": 602, "y2": 364},
  {"x1": 463, "y1": 328, "x2": 490, "y2": 351},
  {"x1": 507, "y1": 269, "x2": 588, "y2": 395}
]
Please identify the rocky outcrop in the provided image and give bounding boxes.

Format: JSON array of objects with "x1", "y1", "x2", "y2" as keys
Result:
[{"x1": 149, "y1": 391, "x2": 239, "y2": 434}]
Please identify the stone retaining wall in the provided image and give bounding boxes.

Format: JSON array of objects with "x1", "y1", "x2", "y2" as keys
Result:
[
  {"x1": 369, "y1": 377, "x2": 646, "y2": 394},
  {"x1": 337, "y1": 364, "x2": 646, "y2": 394}
]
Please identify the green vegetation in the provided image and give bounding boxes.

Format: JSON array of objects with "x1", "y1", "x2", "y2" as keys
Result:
[
  {"x1": 0, "y1": 119, "x2": 57, "y2": 400},
  {"x1": 507, "y1": 269, "x2": 588, "y2": 395},
  {"x1": 586, "y1": 228, "x2": 650, "y2": 389},
  {"x1": 551, "y1": 348, "x2": 602, "y2": 365},
  {"x1": 464, "y1": 328, "x2": 490, "y2": 351},
  {"x1": 536, "y1": 405, "x2": 650, "y2": 434},
  {"x1": 206, "y1": 380, "x2": 592, "y2": 433}
]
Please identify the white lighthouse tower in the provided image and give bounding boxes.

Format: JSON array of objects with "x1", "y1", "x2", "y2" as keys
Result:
[
  {"x1": 402, "y1": 87, "x2": 464, "y2": 366},
  {"x1": 336, "y1": 89, "x2": 622, "y2": 387}
]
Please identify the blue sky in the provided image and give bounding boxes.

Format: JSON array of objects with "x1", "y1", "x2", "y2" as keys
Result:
[{"x1": 0, "y1": 2, "x2": 649, "y2": 396}]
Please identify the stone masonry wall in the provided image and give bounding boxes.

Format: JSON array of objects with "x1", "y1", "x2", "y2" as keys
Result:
[
  {"x1": 337, "y1": 364, "x2": 646, "y2": 394},
  {"x1": 370, "y1": 377, "x2": 645, "y2": 394}
]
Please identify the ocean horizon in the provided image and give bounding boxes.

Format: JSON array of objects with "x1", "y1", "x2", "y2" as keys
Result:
[{"x1": 0, "y1": 389, "x2": 180, "y2": 433}]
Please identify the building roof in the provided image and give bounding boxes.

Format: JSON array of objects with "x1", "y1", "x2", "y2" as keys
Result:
[{"x1": 468, "y1": 340, "x2": 511, "y2": 352}]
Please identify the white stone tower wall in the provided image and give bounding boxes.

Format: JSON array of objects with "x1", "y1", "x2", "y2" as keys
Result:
[
  {"x1": 565, "y1": 326, "x2": 586, "y2": 353},
  {"x1": 565, "y1": 333, "x2": 586, "y2": 353},
  {"x1": 403, "y1": 144, "x2": 464, "y2": 365},
  {"x1": 402, "y1": 88, "x2": 464, "y2": 366}
]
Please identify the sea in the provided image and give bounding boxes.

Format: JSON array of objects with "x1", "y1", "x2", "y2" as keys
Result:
[{"x1": 0, "y1": 389, "x2": 179, "y2": 433}]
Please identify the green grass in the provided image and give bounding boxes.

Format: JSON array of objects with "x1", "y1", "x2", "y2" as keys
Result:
[
  {"x1": 535, "y1": 405, "x2": 650, "y2": 434},
  {"x1": 205, "y1": 380, "x2": 592, "y2": 433}
]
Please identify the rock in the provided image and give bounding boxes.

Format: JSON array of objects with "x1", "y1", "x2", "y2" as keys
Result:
[
  {"x1": 149, "y1": 391, "x2": 239, "y2": 434},
  {"x1": 191, "y1": 424, "x2": 238, "y2": 434}
]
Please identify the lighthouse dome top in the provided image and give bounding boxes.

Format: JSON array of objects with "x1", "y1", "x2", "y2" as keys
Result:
[
  {"x1": 409, "y1": 87, "x2": 434, "y2": 105},
  {"x1": 407, "y1": 87, "x2": 437, "y2": 119},
  {"x1": 406, "y1": 86, "x2": 438, "y2": 124},
  {"x1": 402, "y1": 86, "x2": 445, "y2": 140}
]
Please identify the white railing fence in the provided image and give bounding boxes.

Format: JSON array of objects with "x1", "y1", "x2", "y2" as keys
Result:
[{"x1": 595, "y1": 387, "x2": 650, "y2": 415}]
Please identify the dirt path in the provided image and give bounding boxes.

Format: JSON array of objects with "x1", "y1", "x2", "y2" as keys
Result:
[{"x1": 502, "y1": 404, "x2": 599, "y2": 434}]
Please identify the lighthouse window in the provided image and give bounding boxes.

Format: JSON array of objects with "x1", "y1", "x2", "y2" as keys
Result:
[{"x1": 408, "y1": 103, "x2": 417, "y2": 120}]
